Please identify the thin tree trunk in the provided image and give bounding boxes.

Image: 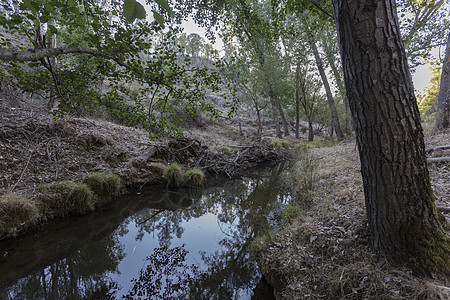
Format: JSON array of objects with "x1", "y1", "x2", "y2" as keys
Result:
[
  {"x1": 323, "y1": 41, "x2": 353, "y2": 134},
  {"x1": 278, "y1": 102, "x2": 290, "y2": 136},
  {"x1": 255, "y1": 46, "x2": 282, "y2": 138},
  {"x1": 295, "y1": 61, "x2": 301, "y2": 139},
  {"x1": 435, "y1": 30, "x2": 450, "y2": 129},
  {"x1": 333, "y1": 0, "x2": 449, "y2": 274},
  {"x1": 309, "y1": 40, "x2": 344, "y2": 140},
  {"x1": 308, "y1": 120, "x2": 314, "y2": 141}
]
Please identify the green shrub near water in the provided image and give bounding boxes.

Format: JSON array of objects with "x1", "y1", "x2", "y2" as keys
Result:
[
  {"x1": 0, "y1": 193, "x2": 39, "y2": 235},
  {"x1": 39, "y1": 181, "x2": 95, "y2": 217},
  {"x1": 82, "y1": 173, "x2": 121, "y2": 196},
  {"x1": 163, "y1": 163, "x2": 183, "y2": 188},
  {"x1": 183, "y1": 169, "x2": 205, "y2": 187}
]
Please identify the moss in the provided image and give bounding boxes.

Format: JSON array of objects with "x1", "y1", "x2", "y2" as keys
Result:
[
  {"x1": 39, "y1": 181, "x2": 95, "y2": 217},
  {"x1": 396, "y1": 219, "x2": 450, "y2": 276},
  {"x1": 0, "y1": 193, "x2": 39, "y2": 235},
  {"x1": 83, "y1": 173, "x2": 121, "y2": 196},
  {"x1": 183, "y1": 169, "x2": 205, "y2": 187},
  {"x1": 163, "y1": 163, "x2": 183, "y2": 188},
  {"x1": 218, "y1": 146, "x2": 233, "y2": 156}
]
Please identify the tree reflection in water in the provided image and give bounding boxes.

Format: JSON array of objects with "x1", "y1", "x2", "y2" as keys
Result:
[
  {"x1": 127, "y1": 162, "x2": 289, "y2": 299},
  {"x1": 123, "y1": 245, "x2": 199, "y2": 299},
  {"x1": 3, "y1": 234, "x2": 124, "y2": 299}
]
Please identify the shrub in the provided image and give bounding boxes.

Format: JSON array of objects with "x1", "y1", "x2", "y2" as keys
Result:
[
  {"x1": 163, "y1": 163, "x2": 183, "y2": 188},
  {"x1": 83, "y1": 173, "x2": 121, "y2": 196},
  {"x1": 282, "y1": 204, "x2": 301, "y2": 224},
  {"x1": 268, "y1": 140, "x2": 282, "y2": 149},
  {"x1": 39, "y1": 181, "x2": 95, "y2": 217},
  {"x1": 281, "y1": 140, "x2": 293, "y2": 149},
  {"x1": 218, "y1": 146, "x2": 233, "y2": 156},
  {"x1": 183, "y1": 169, "x2": 205, "y2": 187},
  {"x1": 0, "y1": 193, "x2": 39, "y2": 235}
]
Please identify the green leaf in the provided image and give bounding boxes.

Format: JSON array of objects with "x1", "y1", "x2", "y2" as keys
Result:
[
  {"x1": 21, "y1": 0, "x2": 40, "y2": 13},
  {"x1": 154, "y1": 0, "x2": 172, "y2": 14},
  {"x1": 123, "y1": 0, "x2": 146, "y2": 23},
  {"x1": 40, "y1": 15, "x2": 49, "y2": 23},
  {"x1": 48, "y1": 24, "x2": 58, "y2": 35},
  {"x1": 153, "y1": 11, "x2": 164, "y2": 26}
]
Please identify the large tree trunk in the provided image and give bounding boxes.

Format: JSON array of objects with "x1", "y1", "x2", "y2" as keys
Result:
[
  {"x1": 435, "y1": 30, "x2": 450, "y2": 129},
  {"x1": 333, "y1": 0, "x2": 449, "y2": 274},
  {"x1": 309, "y1": 40, "x2": 344, "y2": 140}
]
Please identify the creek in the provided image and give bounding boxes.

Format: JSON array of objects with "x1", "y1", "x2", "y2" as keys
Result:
[{"x1": 0, "y1": 162, "x2": 292, "y2": 299}]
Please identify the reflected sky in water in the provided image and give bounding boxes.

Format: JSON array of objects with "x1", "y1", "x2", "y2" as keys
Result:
[{"x1": 0, "y1": 163, "x2": 290, "y2": 299}]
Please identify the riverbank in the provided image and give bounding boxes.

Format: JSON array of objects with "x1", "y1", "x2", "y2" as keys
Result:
[
  {"x1": 256, "y1": 126, "x2": 450, "y2": 299},
  {"x1": 0, "y1": 106, "x2": 289, "y2": 240}
]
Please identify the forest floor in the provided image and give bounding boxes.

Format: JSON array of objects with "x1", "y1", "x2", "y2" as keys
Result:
[{"x1": 258, "y1": 125, "x2": 450, "y2": 299}]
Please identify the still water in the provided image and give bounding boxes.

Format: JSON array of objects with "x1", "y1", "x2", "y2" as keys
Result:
[{"x1": 0, "y1": 163, "x2": 291, "y2": 299}]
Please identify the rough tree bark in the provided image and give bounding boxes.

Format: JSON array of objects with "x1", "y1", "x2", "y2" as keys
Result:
[
  {"x1": 333, "y1": 0, "x2": 449, "y2": 274},
  {"x1": 435, "y1": 30, "x2": 450, "y2": 129}
]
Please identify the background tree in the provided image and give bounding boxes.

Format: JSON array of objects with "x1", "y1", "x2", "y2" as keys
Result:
[
  {"x1": 333, "y1": 0, "x2": 449, "y2": 274},
  {"x1": 435, "y1": 30, "x2": 450, "y2": 129},
  {"x1": 417, "y1": 61, "x2": 441, "y2": 121},
  {"x1": 397, "y1": 0, "x2": 450, "y2": 68}
]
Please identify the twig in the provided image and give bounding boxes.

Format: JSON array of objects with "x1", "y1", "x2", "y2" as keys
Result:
[
  {"x1": 9, "y1": 150, "x2": 34, "y2": 193},
  {"x1": 437, "y1": 206, "x2": 450, "y2": 213}
]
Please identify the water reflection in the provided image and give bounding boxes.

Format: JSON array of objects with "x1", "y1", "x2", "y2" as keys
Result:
[{"x1": 0, "y1": 162, "x2": 289, "y2": 299}]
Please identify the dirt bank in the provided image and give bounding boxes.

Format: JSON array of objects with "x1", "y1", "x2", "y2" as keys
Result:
[{"x1": 0, "y1": 106, "x2": 288, "y2": 239}]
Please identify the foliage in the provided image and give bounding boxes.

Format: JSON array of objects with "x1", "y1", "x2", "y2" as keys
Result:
[
  {"x1": 418, "y1": 62, "x2": 441, "y2": 121},
  {"x1": 0, "y1": 0, "x2": 237, "y2": 138},
  {"x1": 397, "y1": 0, "x2": 450, "y2": 68}
]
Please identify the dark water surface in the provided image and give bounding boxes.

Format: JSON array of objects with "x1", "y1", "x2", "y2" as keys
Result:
[{"x1": 0, "y1": 163, "x2": 291, "y2": 299}]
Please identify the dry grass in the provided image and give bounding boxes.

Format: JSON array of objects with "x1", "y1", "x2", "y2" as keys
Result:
[
  {"x1": 38, "y1": 181, "x2": 95, "y2": 217},
  {"x1": 183, "y1": 169, "x2": 205, "y2": 187},
  {"x1": 0, "y1": 193, "x2": 39, "y2": 238},
  {"x1": 82, "y1": 173, "x2": 121, "y2": 196},
  {"x1": 163, "y1": 163, "x2": 183, "y2": 188}
]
